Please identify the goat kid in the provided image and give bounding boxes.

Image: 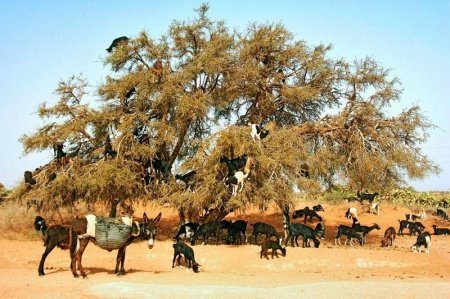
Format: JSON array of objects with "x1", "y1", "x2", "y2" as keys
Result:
[
  {"x1": 381, "y1": 226, "x2": 396, "y2": 247},
  {"x1": 260, "y1": 240, "x2": 286, "y2": 260},
  {"x1": 172, "y1": 241, "x2": 200, "y2": 273},
  {"x1": 411, "y1": 231, "x2": 431, "y2": 253}
]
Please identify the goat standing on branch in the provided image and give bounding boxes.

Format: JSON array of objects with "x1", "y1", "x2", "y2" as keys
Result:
[{"x1": 224, "y1": 157, "x2": 252, "y2": 196}]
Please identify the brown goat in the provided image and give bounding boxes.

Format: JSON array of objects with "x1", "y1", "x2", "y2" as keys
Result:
[{"x1": 381, "y1": 226, "x2": 396, "y2": 247}]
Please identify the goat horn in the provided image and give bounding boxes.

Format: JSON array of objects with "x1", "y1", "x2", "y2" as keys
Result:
[{"x1": 131, "y1": 221, "x2": 140, "y2": 237}]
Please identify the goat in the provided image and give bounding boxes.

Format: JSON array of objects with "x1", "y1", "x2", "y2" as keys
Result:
[
  {"x1": 335, "y1": 225, "x2": 363, "y2": 246},
  {"x1": 285, "y1": 223, "x2": 321, "y2": 248},
  {"x1": 224, "y1": 171, "x2": 249, "y2": 196},
  {"x1": 292, "y1": 207, "x2": 323, "y2": 224},
  {"x1": 260, "y1": 240, "x2": 286, "y2": 260},
  {"x1": 411, "y1": 231, "x2": 431, "y2": 253},
  {"x1": 34, "y1": 216, "x2": 71, "y2": 276},
  {"x1": 248, "y1": 123, "x2": 269, "y2": 141},
  {"x1": 431, "y1": 225, "x2": 450, "y2": 235},
  {"x1": 175, "y1": 222, "x2": 199, "y2": 241},
  {"x1": 172, "y1": 241, "x2": 200, "y2": 273},
  {"x1": 190, "y1": 221, "x2": 222, "y2": 246},
  {"x1": 104, "y1": 136, "x2": 117, "y2": 160},
  {"x1": 27, "y1": 199, "x2": 43, "y2": 212},
  {"x1": 175, "y1": 170, "x2": 197, "y2": 191},
  {"x1": 251, "y1": 222, "x2": 280, "y2": 245},
  {"x1": 152, "y1": 158, "x2": 171, "y2": 183},
  {"x1": 299, "y1": 163, "x2": 310, "y2": 178},
  {"x1": 398, "y1": 220, "x2": 425, "y2": 236},
  {"x1": 106, "y1": 36, "x2": 129, "y2": 52},
  {"x1": 381, "y1": 226, "x2": 396, "y2": 247},
  {"x1": 368, "y1": 202, "x2": 380, "y2": 215},
  {"x1": 356, "y1": 191, "x2": 379, "y2": 203},
  {"x1": 126, "y1": 86, "x2": 136, "y2": 99},
  {"x1": 226, "y1": 220, "x2": 248, "y2": 245},
  {"x1": 345, "y1": 207, "x2": 358, "y2": 219},
  {"x1": 352, "y1": 223, "x2": 381, "y2": 245},
  {"x1": 405, "y1": 212, "x2": 426, "y2": 221},
  {"x1": 53, "y1": 143, "x2": 67, "y2": 166},
  {"x1": 24, "y1": 171, "x2": 36, "y2": 185},
  {"x1": 69, "y1": 212, "x2": 161, "y2": 277},
  {"x1": 436, "y1": 208, "x2": 449, "y2": 220},
  {"x1": 220, "y1": 154, "x2": 248, "y2": 176}
]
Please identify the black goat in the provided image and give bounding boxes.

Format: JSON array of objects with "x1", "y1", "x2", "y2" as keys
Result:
[
  {"x1": 175, "y1": 222, "x2": 199, "y2": 241},
  {"x1": 398, "y1": 220, "x2": 425, "y2": 236},
  {"x1": 260, "y1": 240, "x2": 286, "y2": 260},
  {"x1": 175, "y1": 170, "x2": 197, "y2": 191},
  {"x1": 106, "y1": 36, "x2": 129, "y2": 52},
  {"x1": 152, "y1": 158, "x2": 171, "y2": 183},
  {"x1": 34, "y1": 216, "x2": 71, "y2": 276},
  {"x1": 190, "y1": 221, "x2": 222, "y2": 245},
  {"x1": 126, "y1": 86, "x2": 136, "y2": 99},
  {"x1": 220, "y1": 154, "x2": 248, "y2": 176},
  {"x1": 431, "y1": 225, "x2": 450, "y2": 235},
  {"x1": 251, "y1": 222, "x2": 280, "y2": 245},
  {"x1": 356, "y1": 191, "x2": 379, "y2": 203},
  {"x1": 411, "y1": 231, "x2": 431, "y2": 253},
  {"x1": 24, "y1": 171, "x2": 36, "y2": 185},
  {"x1": 352, "y1": 223, "x2": 381, "y2": 245},
  {"x1": 436, "y1": 208, "x2": 449, "y2": 220},
  {"x1": 104, "y1": 136, "x2": 117, "y2": 160},
  {"x1": 335, "y1": 225, "x2": 363, "y2": 246},
  {"x1": 292, "y1": 207, "x2": 323, "y2": 224},
  {"x1": 226, "y1": 220, "x2": 248, "y2": 245},
  {"x1": 285, "y1": 223, "x2": 320, "y2": 248},
  {"x1": 172, "y1": 241, "x2": 200, "y2": 273}
]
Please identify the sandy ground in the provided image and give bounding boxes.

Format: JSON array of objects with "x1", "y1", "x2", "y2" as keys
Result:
[{"x1": 1, "y1": 202, "x2": 449, "y2": 298}]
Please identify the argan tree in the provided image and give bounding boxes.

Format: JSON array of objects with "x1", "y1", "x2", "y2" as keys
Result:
[{"x1": 18, "y1": 4, "x2": 439, "y2": 221}]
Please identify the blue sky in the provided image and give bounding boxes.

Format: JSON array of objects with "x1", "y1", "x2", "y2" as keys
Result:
[{"x1": 0, "y1": 1, "x2": 449, "y2": 191}]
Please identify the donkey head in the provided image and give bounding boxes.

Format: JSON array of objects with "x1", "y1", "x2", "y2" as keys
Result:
[{"x1": 140, "y1": 212, "x2": 162, "y2": 249}]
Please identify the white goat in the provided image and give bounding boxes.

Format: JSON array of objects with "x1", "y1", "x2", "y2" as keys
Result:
[
  {"x1": 345, "y1": 207, "x2": 358, "y2": 219},
  {"x1": 369, "y1": 202, "x2": 380, "y2": 215},
  {"x1": 225, "y1": 171, "x2": 249, "y2": 196},
  {"x1": 248, "y1": 123, "x2": 269, "y2": 141}
]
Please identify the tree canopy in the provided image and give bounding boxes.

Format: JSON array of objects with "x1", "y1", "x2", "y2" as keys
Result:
[{"x1": 17, "y1": 4, "x2": 440, "y2": 220}]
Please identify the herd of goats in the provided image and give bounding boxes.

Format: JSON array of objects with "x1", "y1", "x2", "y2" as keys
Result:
[
  {"x1": 33, "y1": 191, "x2": 450, "y2": 277},
  {"x1": 27, "y1": 37, "x2": 450, "y2": 276}
]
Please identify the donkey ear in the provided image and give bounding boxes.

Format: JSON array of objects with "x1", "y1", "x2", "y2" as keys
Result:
[
  {"x1": 152, "y1": 212, "x2": 162, "y2": 223},
  {"x1": 143, "y1": 212, "x2": 148, "y2": 222}
]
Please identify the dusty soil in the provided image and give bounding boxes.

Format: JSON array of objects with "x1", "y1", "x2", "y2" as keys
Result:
[{"x1": 1, "y1": 202, "x2": 449, "y2": 298}]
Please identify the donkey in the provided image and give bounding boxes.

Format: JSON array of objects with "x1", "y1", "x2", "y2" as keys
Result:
[{"x1": 69, "y1": 212, "x2": 161, "y2": 278}]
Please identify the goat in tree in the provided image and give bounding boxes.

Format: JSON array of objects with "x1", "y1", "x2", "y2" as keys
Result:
[{"x1": 106, "y1": 36, "x2": 129, "y2": 52}]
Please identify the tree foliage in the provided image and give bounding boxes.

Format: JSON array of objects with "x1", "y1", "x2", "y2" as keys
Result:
[{"x1": 17, "y1": 4, "x2": 440, "y2": 220}]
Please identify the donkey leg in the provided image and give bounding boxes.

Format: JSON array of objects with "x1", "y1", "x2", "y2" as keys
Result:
[{"x1": 116, "y1": 247, "x2": 127, "y2": 275}]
